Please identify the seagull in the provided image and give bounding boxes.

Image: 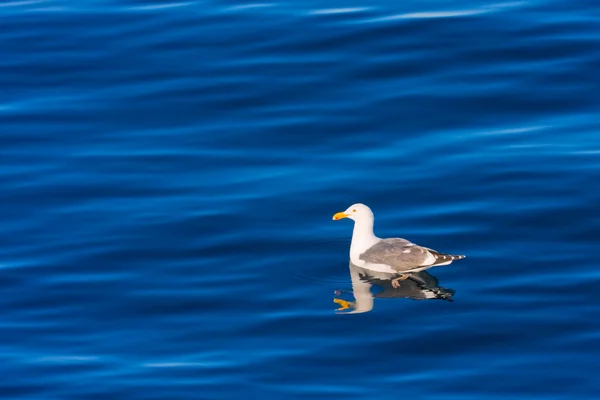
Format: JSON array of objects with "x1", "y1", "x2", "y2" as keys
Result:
[{"x1": 333, "y1": 203, "x2": 465, "y2": 288}]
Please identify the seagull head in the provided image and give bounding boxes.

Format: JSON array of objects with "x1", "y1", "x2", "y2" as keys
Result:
[{"x1": 332, "y1": 203, "x2": 373, "y2": 222}]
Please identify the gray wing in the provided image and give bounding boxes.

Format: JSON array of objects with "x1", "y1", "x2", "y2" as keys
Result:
[{"x1": 359, "y1": 238, "x2": 433, "y2": 273}]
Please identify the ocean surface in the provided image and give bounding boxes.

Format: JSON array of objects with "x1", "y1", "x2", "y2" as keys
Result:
[{"x1": 1, "y1": 0, "x2": 600, "y2": 398}]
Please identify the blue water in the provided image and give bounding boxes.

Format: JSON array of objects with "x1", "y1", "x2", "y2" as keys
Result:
[{"x1": 2, "y1": 0, "x2": 600, "y2": 398}]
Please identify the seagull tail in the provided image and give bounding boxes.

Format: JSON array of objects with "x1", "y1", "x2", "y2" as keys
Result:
[{"x1": 429, "y1": 251, "x2": 466, "y2": 266}]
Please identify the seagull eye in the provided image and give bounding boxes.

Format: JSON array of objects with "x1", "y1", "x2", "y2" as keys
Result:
[{"x1": 353, "y1": 209, "x2": 356, "y2": 212}]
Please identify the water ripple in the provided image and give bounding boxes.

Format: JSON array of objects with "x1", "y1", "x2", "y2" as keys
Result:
[
  {"x1": 2, "y1": 0, "x2": 600, "y2": 398},
  {"x1": 308, "y1": 7, "x2": 372, "y2": 15}
]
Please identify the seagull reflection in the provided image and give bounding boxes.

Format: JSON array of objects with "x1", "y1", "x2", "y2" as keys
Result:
[{"x1": 333, "y1": 262, "x2": 455, "y2": 314}]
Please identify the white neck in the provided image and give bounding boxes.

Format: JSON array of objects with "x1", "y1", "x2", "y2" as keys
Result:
[{"x1": 349, "y1": 216, "x2": 379, "y2": 260}]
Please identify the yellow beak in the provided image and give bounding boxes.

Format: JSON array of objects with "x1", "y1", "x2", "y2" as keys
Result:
[
  {"x1": 332, "y1": 212, "x2": 349, "y2": 221},
  {"x1": 333, "y1": 298, "x2": 353, "y2": 311}
]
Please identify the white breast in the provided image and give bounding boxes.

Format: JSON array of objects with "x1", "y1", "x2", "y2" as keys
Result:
[{"x1": 353, "y1": 259, "x2": 397, "y2": 274}]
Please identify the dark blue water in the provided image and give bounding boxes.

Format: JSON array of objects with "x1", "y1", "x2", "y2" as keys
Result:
[{"x1": 2, "y1": 0, "x2": 600, "y2": 398}]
